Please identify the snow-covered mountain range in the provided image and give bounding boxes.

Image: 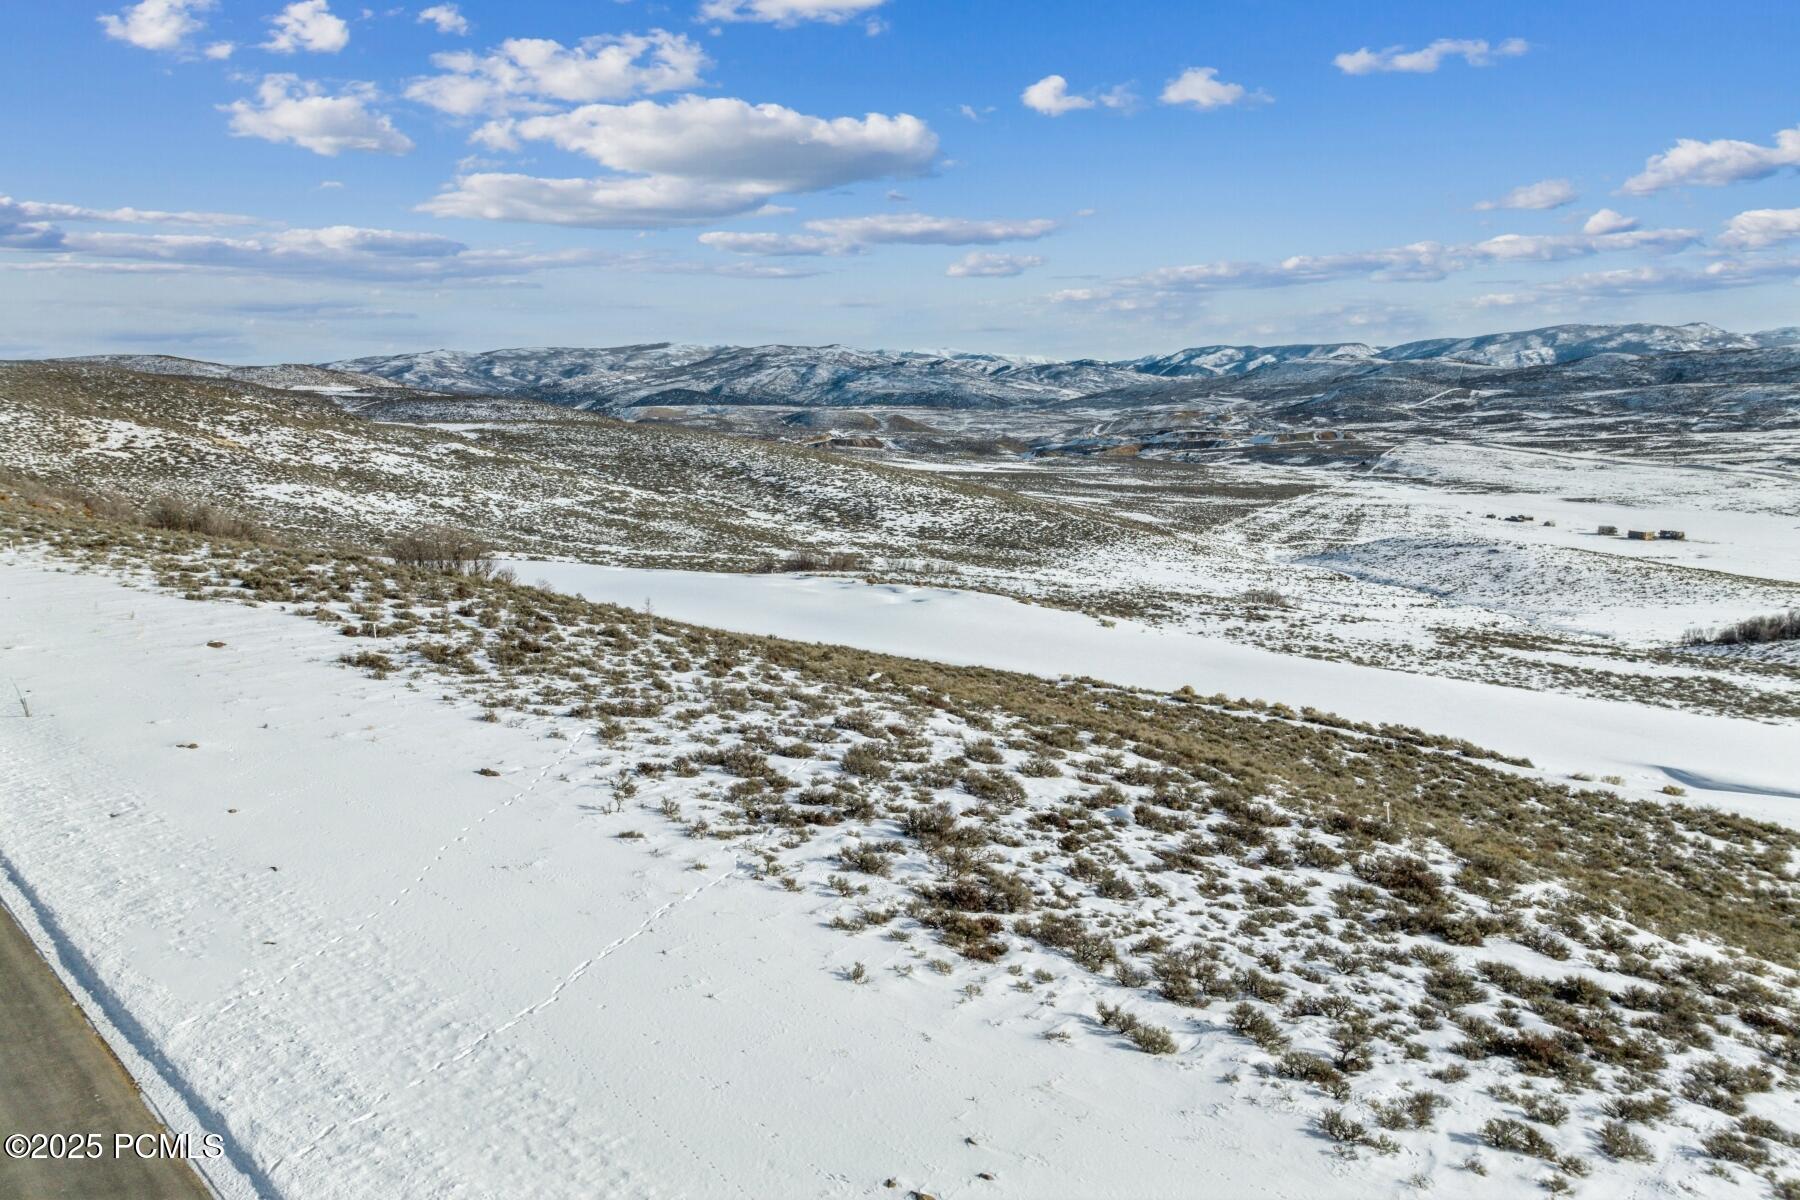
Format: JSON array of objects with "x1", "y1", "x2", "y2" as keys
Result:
[
  {"x1": 313, "y1": 322, "x2": 1800, "y2": 410},
  {"x1": 38, "y1": 322, "x2": 1800, "y2": 413}
]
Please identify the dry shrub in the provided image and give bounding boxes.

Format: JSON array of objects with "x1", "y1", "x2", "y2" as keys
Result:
[
  {"x1": 386, "y1": 526, "x2": 505, "y2": 577},
  {"x1": 143, "y1": 494, "x2": 267, "y2": 542},
  {"x1": 751, "y1": 548, "x2": 863, "y2": 574},
  {"x1": 1685, "y1": 610, "x2": 1800, "y2": 646}
]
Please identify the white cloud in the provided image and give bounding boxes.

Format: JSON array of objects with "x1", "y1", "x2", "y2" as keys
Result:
[
  {"x1": 1720, "y1": 207, "x2": 1800, "y2": 250},
  {"x1": 406, "y1": 31, "x2": 707, "y2": 116},
  {"x1": 492, "y1": 97, "x2": 933, "y2": 188},
  {"x1": 0, "y1": 206, "x2": 813, "y2": 283},
  {"x1": 2, "y1": 222, "x2": 565, "y2": 280},
  {"x1": 98, "y1": 0, "x2": 213, "y2": 53},
  {"x1": 417, "y1": 4, "x2": 469, "y2": 35},
  {"x1": 1158, "y1": 67, "x2": 1254, "y2": 111},
  {"x1": 1052, "y1": 224, "x2": 1700, "y2": 313},
  {"x1": 1476, "y1": 258, "x2": 1800, "y2": 304},
  {"x1": 426, "y1": 96, "x2": 936, "y2": 228},
  {"x1": 946, "y1": 251, "x2": 1043, "y2": 278},
  {"x1": 1021, "y1": 75, "x2": 1141, "y2": 116},
  {"x1": 805, "y1": 214, "x2": 1057, "y2": 245},
  {"x1": 223, "y1": 76, "x2": 413, "y2": 157},
  {"x1": 0, "y1": 194, "x2": 258, "y2": 228},
  {"x1": 1474, "y1": 178, "x2": 1577, "y2": 211},
  {"x1": 1333, "y1": 37, "x2": 1527, "y2": 75},
  {"x1": 698, "y1": 0, "x2": 886, "y2": 25},
  {"x1": 698, "y1": 213, "x2": 1058, "y2": 257},
  {"x1": 1021, "y1": 75, "x2": 1093, "y2": 116},
  {"x1": 1620, "y1": 124, "x2": 1800, "y2": 195},
  {"x1": 697, "y1": 231, "x2": 852, "y2": 256},
  {"x1": 1098, "y1": 84, "x2": 1139, "y2": 112},
  {"x1": 1468, "y1": 291, "x2": 1539, "y2": 309},
  {"x1": 419, "y1": 173, "x2": 775, "y2": 228},
  {"x1": 1582, "y1": 208, "x2": 1638, "y2": 235},
  {"x1": 203, "y1": 40, "x2": 233, "y2": 59},
  {"x1": 1471, "y1": 228, "x2": 1695, "y2": 261},
  {"x1": 262, "y1": 0, "x2": 349, "y2": 55}
]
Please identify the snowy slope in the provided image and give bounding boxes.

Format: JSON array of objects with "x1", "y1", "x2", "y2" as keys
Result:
[
  {"x1": 56, "y1": 354, "x2": 404, "y2": 394},
  {"x1": 0, "y1": 559, "x2": 1644, "y2": 1200},
  {"x1": 1377, "y1": 322, "x2": 1759, "y2": 367},
  {"x1": 329, "y1": 344, "x2": 1139, "y2": 410},
  {"x1": 323, "y1": 322, "x2": 1800, "y2": 411},
  {"x1": 4, "y1": 517, "x2": 1797, "y2": 1200},
  {"x1": 504, "y1": 559, "x2": 1800, "y2": 823},
  {"x1": 1125, "y1": 342, "x2": 1380, "y2": 377}
]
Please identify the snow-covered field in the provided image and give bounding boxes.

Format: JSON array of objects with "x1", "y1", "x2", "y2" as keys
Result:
[
  {"x1": 4, "y1": 528, "x2": 1797, "y2": 1199},
  {"x1": 7, "y1": 546, "x2": 1792, "y2": 1200},
  {"x1": 505, "y1": 559, "x2": 1800, "y2": 827},
  {"x1": 2, "y1": 559, "x2": 1357, "y2": 1200},
  {"x1": 1359, "y1": 442, "x2": 1800, "y2": 585}
]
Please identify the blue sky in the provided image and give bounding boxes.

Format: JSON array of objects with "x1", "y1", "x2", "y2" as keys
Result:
[{"x1": 4, "y1": 0, "x2": 1799, "y2": 361}]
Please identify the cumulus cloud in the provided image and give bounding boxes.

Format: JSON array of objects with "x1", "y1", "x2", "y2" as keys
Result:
[
  {"x1": 426, "y1": 96, "x2": 936, "y2": 227},
  {"x1": 946, "y1": 251, "x2": 1043, "y2": 277},
  {"x1": 1620, "y1": 124, "x2": 1800, "y2": 195},
  {"x1": 1334, "y1": 37, "x2": 1527, "y2": 75},
  {"x1": 699, "y1": 0, "x2": 886, "y2": 24},
  {"x1": 417, "y1": 4, "x2": 469, "y2": 35},
  {"x1": 406, "y1": 31, "x2": 707, "y2": 116},
  {"x1": 697, "y1": 213, "x2": 1057, "y2": 257},
  {"x1": 1720, "y1": 207, "x2": 1800, "y2": 249},
  {"x1": 1159, "y1": 67, "x2": 1256, "y2": 111},
  {"x1": 1474, "y1": 178, "x2": 1577, "y2": 211},
  {"x1": 223, "y1": 76, "x2": 414, "y2": 157},
  {"x1": 1582, "y1": 208, "x2": 1638, "y2": 235},
  {"x1": 262, "y1": 0, "x2": 349, "y2": 54},
  {"x1": 1052, "y1": 224, "x2": 1700, "y2": 313},
  {"x1": 487, "y1": 97, "x2": 933, "y2": 189},
  {"x1": 1021, "y1": 75, "x2": 1093, "y2": 116},
  {"x1": 98, "y1": 0, "x2": 213, "y2": 53}
]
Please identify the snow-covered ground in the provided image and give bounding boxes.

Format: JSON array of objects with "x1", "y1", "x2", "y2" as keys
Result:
[
  {"x1": 0, "y1": 559, "x2": 1422, "y2": 1200},
  {"x1": 4, "y1": 541, "x2": 1797, "y2": 1200},
  {"x1": 1366, "y1": 441, "x2": 1800, "y2": 583},
  {"x1": 505, "y1": 559, "x2": 1800, "y2": 826}
]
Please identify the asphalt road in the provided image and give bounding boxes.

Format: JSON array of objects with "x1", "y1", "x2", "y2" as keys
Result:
[{"x1": 0, "y1": 898, "x2": 215, "y2": 1199}]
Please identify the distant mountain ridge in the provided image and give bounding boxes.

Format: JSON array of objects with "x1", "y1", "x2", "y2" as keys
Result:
[
  {"x1": 322, "y1": 322, "x2": 1800, "y2": 410},
  {"x1": 36, "y1": 321, "x2": 1800, "y2": 412},
  {"x1": 56, "y1": 353, "x2": 404, "y2": 394}
]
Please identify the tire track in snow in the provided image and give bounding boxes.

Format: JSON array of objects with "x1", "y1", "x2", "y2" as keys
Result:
[{"x1": 175, "y1": 728, "x2": 588, "y2": 1034}]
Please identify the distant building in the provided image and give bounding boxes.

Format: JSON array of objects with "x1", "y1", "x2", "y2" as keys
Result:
[
  {"x1": 1627, "y1": 530, "x2": 1655, "y2": 540},
  {"x1": 1657, "y1": 530, "x2": 1687, "y2": 540}
]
